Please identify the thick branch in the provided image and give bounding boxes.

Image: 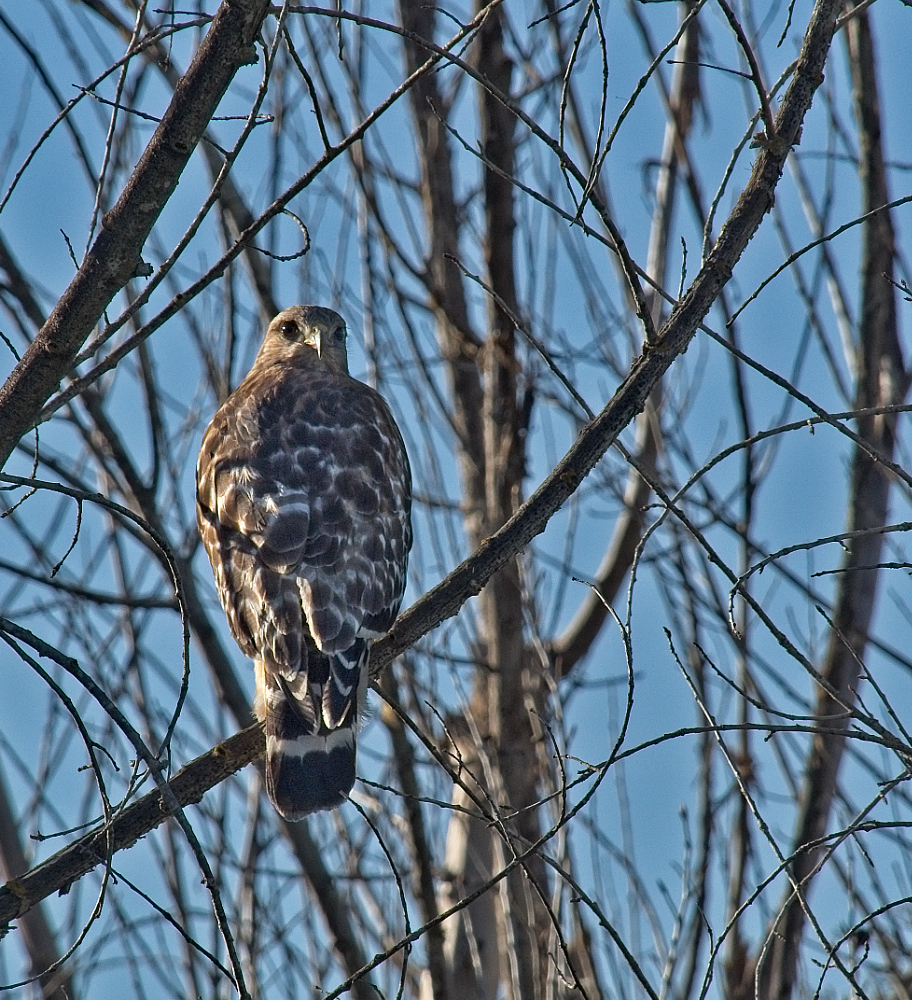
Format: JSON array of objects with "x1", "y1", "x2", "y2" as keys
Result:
[
  {"x1": 0, "y1": 725, "x2": 262, "y2": 932},
  {"x1": 0, "y1": 0, "x2": 271, "y2": 469}
]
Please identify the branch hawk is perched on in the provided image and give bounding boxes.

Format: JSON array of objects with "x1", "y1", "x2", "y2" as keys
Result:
[{"x1": 197, "y1": 306, "x2": 412, "y2": 819}]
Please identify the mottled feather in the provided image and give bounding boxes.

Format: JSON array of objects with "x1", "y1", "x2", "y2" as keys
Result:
[{"x1": 197, "y1": 305, "x2": 412, "y2": 819}]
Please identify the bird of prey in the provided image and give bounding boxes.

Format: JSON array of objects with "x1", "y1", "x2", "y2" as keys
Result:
[{"x1": 197, "y1": 305, "x2": 412, "y2": 819}]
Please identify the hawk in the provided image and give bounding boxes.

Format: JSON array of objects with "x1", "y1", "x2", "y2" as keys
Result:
[{"x1": 196, "y1": 305, "x2": 412, "y2": 820}]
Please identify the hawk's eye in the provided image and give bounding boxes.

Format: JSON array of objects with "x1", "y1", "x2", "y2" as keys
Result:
[
  {"x1": 332, "y1": 325, "x2": 346, "y2": 343},
  {"x1": 280, "y1": 320, "x2": 298, "y2": 340}
]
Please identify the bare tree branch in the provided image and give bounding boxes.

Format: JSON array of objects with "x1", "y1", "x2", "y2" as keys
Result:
[
  {"x1": 0, "y1": 724, "x2": 262, "y2": 933},
  {"x1": 0, "y1": 0, "x2": 271, "y2": 469}
]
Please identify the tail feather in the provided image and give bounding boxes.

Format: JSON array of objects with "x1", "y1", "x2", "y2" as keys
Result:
[
  {"x1": 322, "y1": 640, "x2": 368, "y2": 728},
  {"x1": 258, "y1": 649, "x2": 364, "y2": 820},
  {"x1": 266, "y1": 728, "x2": 356, "y2": 820}
]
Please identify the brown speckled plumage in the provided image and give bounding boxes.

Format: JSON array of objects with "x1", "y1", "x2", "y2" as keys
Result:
[{"x1": 197, "y1": 306, "x2": 412, "y2": 819}]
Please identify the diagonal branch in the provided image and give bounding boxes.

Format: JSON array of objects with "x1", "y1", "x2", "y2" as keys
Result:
[
  {"x1": 0, "y1": 725, "x2": 263, "y2": 933},
  {"x1": 0, "y1": 0, "x2": 271, "y2": 470}
]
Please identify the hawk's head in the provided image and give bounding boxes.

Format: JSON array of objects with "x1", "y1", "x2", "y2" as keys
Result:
[{"x1": 263, "y1": 305, "x2": 349, "y2": 373}]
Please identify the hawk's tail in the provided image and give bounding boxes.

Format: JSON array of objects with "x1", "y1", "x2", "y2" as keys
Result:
[
  {"x1": 266, "y1": 719, "x2": 355, "y2": 820},
  {"x1": 256, "y1": 645, "x2": 366, "y2": 820}
]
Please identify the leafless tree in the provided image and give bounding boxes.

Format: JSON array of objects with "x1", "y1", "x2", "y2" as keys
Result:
[{"x1": 0, "y1": 2, "x2": 910, "y2": 999}]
